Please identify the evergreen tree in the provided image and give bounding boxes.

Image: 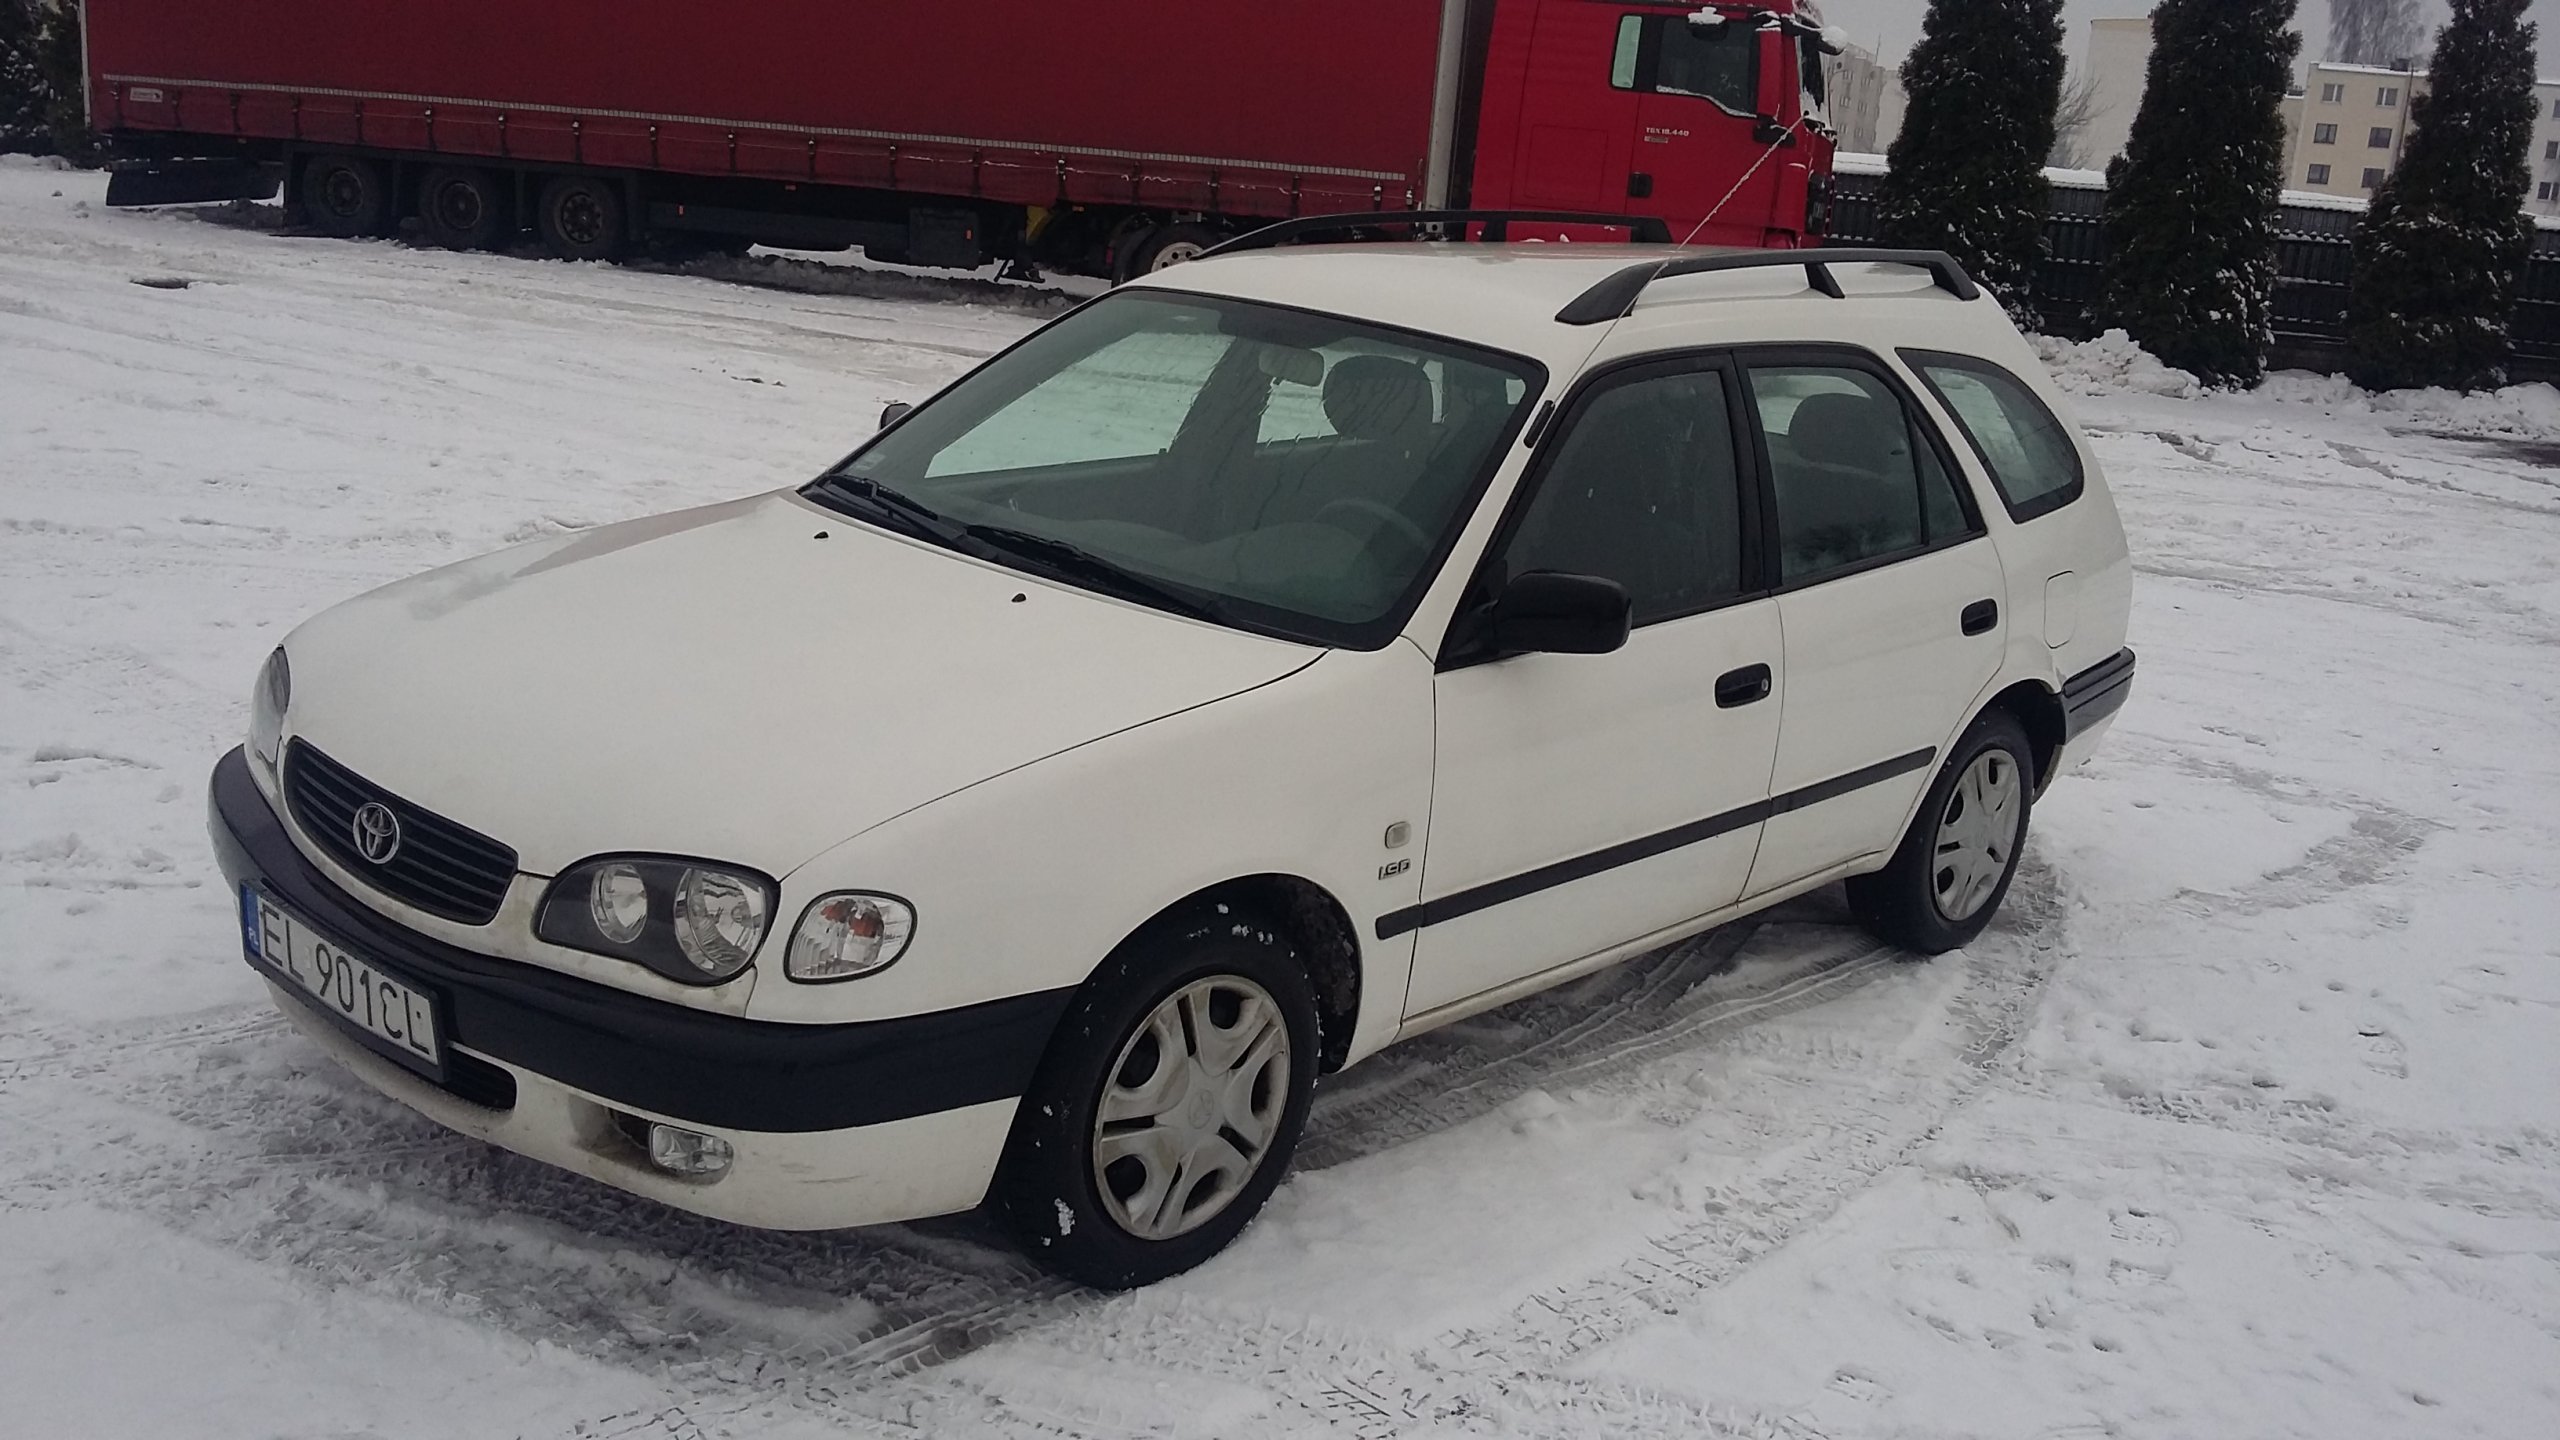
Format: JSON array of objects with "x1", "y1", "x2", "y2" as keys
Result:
[
  {"x1": 1877, "y1": 0, "x2": 2066, "y2": 320},
  {"x1": 0, "y1": 0, "x2": 47, "y2": 155},
  {"x1": 2100, "y1": 0, "x2": 2299, "y2": 388},
  {"x1": 2348, "y1": 0, "x2": 2540, "y2": 391}
]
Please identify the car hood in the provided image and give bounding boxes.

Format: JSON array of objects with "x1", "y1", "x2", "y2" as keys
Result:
[{"x1": 281, "y1": 491, "x2": 1318, "y2": 877}]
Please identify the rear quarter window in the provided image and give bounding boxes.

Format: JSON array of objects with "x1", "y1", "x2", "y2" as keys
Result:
[{"x1": 1902, "y1": 351, "x2": 2086, "y2": 522}]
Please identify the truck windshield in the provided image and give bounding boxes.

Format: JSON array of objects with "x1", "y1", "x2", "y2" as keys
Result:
[{"x1": 810, "y1": 292, "x2": 1543, "y2": 648}]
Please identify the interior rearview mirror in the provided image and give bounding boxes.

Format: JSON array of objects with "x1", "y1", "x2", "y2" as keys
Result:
[
  {"x1": 1257, "y1": 345, "x2": 1325, "y2": 387},
  {"x1": 1490, "y1": 572, "x2": 1632, "y2": 657},
  {"x1": 879, "y1": 401, "x2": 913, "y2": 430}
]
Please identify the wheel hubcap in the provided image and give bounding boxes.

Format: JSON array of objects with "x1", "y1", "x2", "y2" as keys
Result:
[
  {"x1": 557, "y1": 193, "x2": 605, "y2": 246},
  {"x1": 319, "y1": 170, "x2": 364, "y2": 217},
  {"x1": 1932, "y1": 750, "x2": 2021, "y2": 922},
  {"x1": 1147, "y1": 239, "x2": 1206, "y2": 272},
  {"x1": 1091, "y1": 976, "x2": 1291, "y2": 1242},
  {"x1": 434, "y1": 184, "x2": 484, "y2": 231}
]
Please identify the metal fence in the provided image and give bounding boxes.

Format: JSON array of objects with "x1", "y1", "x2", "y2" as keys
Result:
[{"x1": 1827, "y1": 169, "x2": 2560, "y2": 378}]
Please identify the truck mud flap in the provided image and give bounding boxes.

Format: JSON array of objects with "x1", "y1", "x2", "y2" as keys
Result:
[{"x1": 106, "y1": 159, "x2": 283, "y2": 208}]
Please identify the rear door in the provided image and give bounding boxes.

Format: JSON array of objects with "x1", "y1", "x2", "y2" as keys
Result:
[{"x1": 1736, "y1": 347, "x2": 2009, "y2": 895}]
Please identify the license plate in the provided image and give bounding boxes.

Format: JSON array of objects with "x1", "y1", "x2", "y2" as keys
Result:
[{"x1": 243, "y1": 887, "x2": 445, "y2": 1080}]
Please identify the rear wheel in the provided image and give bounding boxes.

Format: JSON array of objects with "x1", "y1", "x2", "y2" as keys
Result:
[
  {"x1": 535, "y1": 175, "x2": 626, "y2": 262},
  {"x1": 1847, "y1": 709, "x2": 2033, "y2": 954},
  {"x1": 416, "y1": 165, "x2": 511, "y2": 252},
  {"x1": 300, "y1": 153, "x2": 391, "y2": 239},
  {"x1": 995, "y1": 905, "x2": 1317, "y2": 1288}
]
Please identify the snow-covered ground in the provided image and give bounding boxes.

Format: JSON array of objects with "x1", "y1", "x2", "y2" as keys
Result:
[{"x1": 4, "y1": 157, "x2": 2557, "y2": 1439}]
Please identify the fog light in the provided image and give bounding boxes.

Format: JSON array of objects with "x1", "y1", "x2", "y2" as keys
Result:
[{"x1": 645, "y1": 1123, "x2": 734, "y2": 1178}]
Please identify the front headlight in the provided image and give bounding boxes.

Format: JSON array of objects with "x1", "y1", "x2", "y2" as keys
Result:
[
  {"x1": 786, "y1": 892, "x2": 916, "y2": 983},
  {"x1": 537, "y1": 857, "x2": 774, "y2": 985},
  {"x1": 248, "y1": 647, "x2": 290, "y2": 769}
]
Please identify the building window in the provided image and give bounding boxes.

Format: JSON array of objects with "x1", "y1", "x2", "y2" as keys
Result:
[
  {"x1": 2369, "y1": 127, "x2": 2395, "y2": 148},
  {"x1": 2378, "y1": 86, "x2": 2400, "y2": 108},
  {"x1": 2321, "y1": 83, "x2": 2345, "y2": 103},
  {"x1": 2307, "y1": 164, "x2": 2333, "y2": 185},
  {"x1": 2313, "y1": 123, "x2": 2338, "y2": 145},
  {"x1": 2551, "y1": 98, "x2": 2560, "y2": 119},
  {"x1": 2362, "y1": 168, "x2": 2387, "y2": 190},
  {"x1": 2540, "y1": 182, "x2": 2559, "y2": 202},
  {"x1": 2547, "y1": 140, "x2": 2559, "y2": 160}
]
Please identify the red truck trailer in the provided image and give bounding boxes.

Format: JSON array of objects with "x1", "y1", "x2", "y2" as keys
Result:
[{"x1": 82, "y1": 0, "x2": 1840, "y2": 278}]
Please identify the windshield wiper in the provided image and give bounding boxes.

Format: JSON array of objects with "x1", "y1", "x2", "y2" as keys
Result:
[
  {"x1": 961, "y1": 524, "x2": 1228, "y2": 624},
  {"x1": 815, "y1": 475, "x2": 971, "y2": 545}
]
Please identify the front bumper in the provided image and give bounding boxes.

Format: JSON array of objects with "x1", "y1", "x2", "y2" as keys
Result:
[{"x1": 207, "y1": 746, "x2": 1069, "y2": 1229}]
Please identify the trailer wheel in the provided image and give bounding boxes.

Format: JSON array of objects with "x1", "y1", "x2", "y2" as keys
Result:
[
  {"x1": 301, "y1": 154, "x2": 392, "y2": 240},
  {"x1": 417, "y1": 166, "x2": 512, "y2": 252},
  {"x1": 536, "y1": 176, "x2": 626, "y2": 262},
  {"x1": 1115, "y1": 222, "x2": 1220, "y2": 283}
]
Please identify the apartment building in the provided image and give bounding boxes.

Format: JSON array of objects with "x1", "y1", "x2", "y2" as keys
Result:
[
  {"x1": 1827, "y1": 42, "x2": 1901, "y2": 156},
  {"x1": 2288, "y1": 60, "x2": 2560, "y2": 214},
  {"x1": 2079, "y1": 17, "x2": 2154, "y2": 168}
]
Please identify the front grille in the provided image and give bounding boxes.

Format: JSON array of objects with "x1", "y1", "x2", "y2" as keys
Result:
[
  {"x1": 283, "y1": 739, "x2": 518, "y2": 925},
  {"x1": 443, "y1": 1051, "x2": 519, "y2": 1110}
]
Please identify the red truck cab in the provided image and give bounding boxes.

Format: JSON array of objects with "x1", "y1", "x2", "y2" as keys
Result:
[{"x1": 85, "y1": 0, "x2": 1838, "y2": 276}]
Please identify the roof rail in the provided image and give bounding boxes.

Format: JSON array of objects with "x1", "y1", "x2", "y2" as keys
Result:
[
  {"x1": 1555, "y1": 248, "x2": 1982, "y2": 325},
  {"x1": 1199, "y1": 210, "x2": 1677, "y2": 260}
]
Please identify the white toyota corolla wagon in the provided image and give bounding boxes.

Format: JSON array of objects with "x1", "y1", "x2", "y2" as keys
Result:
[{"x1": 210, "y1": 218, "x2": 2133, "y2": 1287}]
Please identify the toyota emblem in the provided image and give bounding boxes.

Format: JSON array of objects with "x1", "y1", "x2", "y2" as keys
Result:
[{"x1": 350, "y1": 802, "x2": 402, "y2": 865}]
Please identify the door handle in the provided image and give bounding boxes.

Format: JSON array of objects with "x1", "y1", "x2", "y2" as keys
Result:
[
  {"x1": 1715, "y1": 663, "x2": 1773, "y2": 708},
  {"x1": 1961, "y1": 599, "x2": 1999, "y2": 636}
]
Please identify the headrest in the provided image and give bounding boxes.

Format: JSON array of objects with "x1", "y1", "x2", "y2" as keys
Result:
[
  {"x1": 1323, "y1": 356, "x2": 1433, "y2": 441},
  {"x1": 1788, "y1": 391, "x2": 1902, "y2": 475}
]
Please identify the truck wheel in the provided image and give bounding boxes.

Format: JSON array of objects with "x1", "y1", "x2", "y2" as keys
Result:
[
  {"x1": 300, "y1": 154, "x2": 391, "y2": 239},
  {"x1": 994, "y1": 904, "x2": 1317, "y2": 1289},
  {"x1": 1115, "y1": 222, "x2": 1220, "y2": 283},
  {"x1": 417, "y1": 166, "x2": 511, "y2": 252},
  {"x1": 536, "y1": 175, "x2": 626, "y2": 262},
  {"x1": 1846, "y1": 709, "x2": 2034, "y2": 955}
]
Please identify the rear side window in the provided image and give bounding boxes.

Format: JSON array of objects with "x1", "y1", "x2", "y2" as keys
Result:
[
  {"x1": 1747, "y1": 365, "x2": 1976, "y2": 585},
  {"x1": 1904, "y1": 352, "x2": 2086, "y2": 522}
]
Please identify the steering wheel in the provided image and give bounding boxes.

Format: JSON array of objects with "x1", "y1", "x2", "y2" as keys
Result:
[{"x1": 1313, "y1": 498, "x2": 1433, "y2": 559}]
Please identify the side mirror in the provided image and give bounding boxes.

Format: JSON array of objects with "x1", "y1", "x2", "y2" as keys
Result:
[
  {"x1": 879, "y1": 401, "x2": 913, "y2": 430},
  {"x1": 1489, "y1": 572, "x2": 1632, "y2": 656}
]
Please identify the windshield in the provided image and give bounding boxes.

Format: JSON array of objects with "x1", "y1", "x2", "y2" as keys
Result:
[{"x1": 807, "y1": 292, "x2": 1544, "y2": 647}]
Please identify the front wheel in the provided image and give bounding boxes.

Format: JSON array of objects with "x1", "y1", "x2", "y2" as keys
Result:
[
  {"x1": 1847, "y1": 709, "x2": 2033, "y2": 954},
  {"x1": 995, "y1": 906, "x2": 1317, "y2": 1288}
]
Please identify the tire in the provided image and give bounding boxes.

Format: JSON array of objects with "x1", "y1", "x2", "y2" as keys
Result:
[
  {"x1": 1114, "y1": 221, "x2": 1220, "y2": 283},
  {"x1": 994, "y1": 904, "x2": 1318, "y2": 1289},
  {"x1": 535, "y1": 175, "x2": 626, "y2": 262},
  {"x1": 1846, "y1": 708, "x2": 2034, "y2": 955},
  {"x1": 416, "y1": 165, "x2": 511, "y2": 252},
  {"x1": 300, "y1": 153, "x2": 391, "y2": 239}
]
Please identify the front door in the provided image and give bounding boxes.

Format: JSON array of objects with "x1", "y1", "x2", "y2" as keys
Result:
[
  {"x1": 1627, "y1": 9, "x2": 1774, "y2": 240},
  {"x1": 1405, "y1": 357, "x2": 1783, "y2": 1018}
]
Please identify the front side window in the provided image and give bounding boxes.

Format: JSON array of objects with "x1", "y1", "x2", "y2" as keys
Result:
[
  {"x1": 1610, "y1": 13, "x2": 1759, "y2": 114},
  {"x1": 1748, "y1": 364, "x2": 1974, "y2": 585},
  {"x1": 1904, "y1": 352, "x2": 2086, "y2": 522},
  {"x1": 1496, "y1": 367, "x2": 1746, "y2": 626},
  {"x1": 813, "y1": 293, "x2": 1541, "y2": 645}
]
